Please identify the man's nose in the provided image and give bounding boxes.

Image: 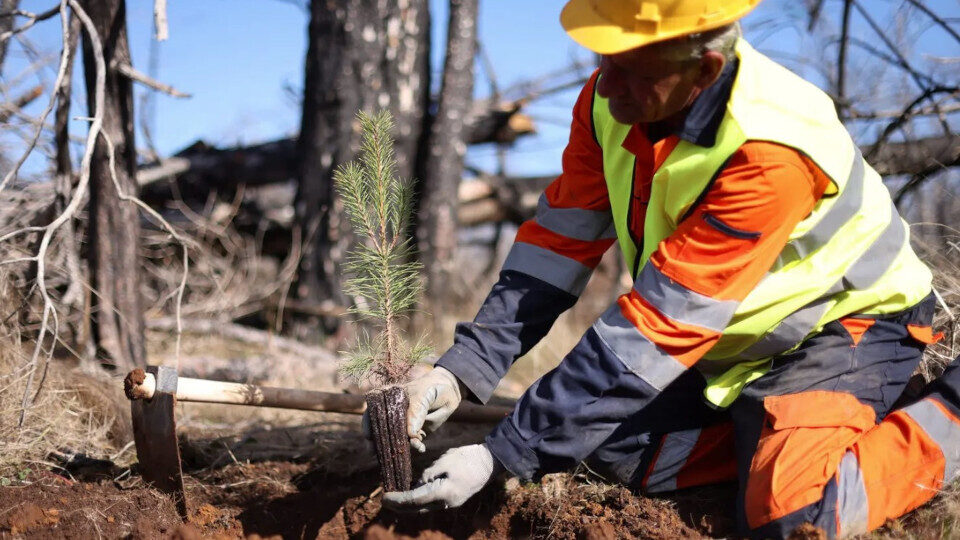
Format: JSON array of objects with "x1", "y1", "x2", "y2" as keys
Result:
[{"x1": 596, "y1": 61, "x2": 624, "y2": 98}]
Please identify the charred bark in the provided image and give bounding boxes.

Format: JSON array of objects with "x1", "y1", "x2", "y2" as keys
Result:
[
  {"x1": 54, "y1": 13, "x2": 85, "y2": 347},
  {"x1": 365, "y1": 386, "x2": 412, "y2": 492},
  {"x1": 295, "y1": 0, "x2": 430, "y2": 328},
  {"x1": 417, "y1": 0, "x2": 478, "y2": 308},
  {"x1": 0, "y1": 0, "x2": 19, "y2": 72},
  {"x1": 80, "y1": 0, "x2": 145, "y2": 370}
]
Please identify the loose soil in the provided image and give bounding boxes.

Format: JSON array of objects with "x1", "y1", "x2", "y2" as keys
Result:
[
  {"x1": 2, "y1": 417, "x2": 932, "y2": 539},
  {"x1": 1, "y1": 461, "x2": 731, "y2": 539},
  {"x1": 0, "y1": 417, "x2": 738, "y2": 539}
]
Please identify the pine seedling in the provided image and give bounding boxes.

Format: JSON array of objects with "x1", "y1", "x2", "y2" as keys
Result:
[{"x1": 335, "y1": 110, "x2": 430, "y2": 387}]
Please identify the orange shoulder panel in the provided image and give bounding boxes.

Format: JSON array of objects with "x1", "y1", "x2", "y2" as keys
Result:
[{"x1": 651, "y1": 141, "x2": 824, "y2": 301}]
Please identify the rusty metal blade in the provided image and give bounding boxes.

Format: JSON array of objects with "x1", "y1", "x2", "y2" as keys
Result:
[{"x1": 131, "y1": 366, "x2": 187, "y2": 519}]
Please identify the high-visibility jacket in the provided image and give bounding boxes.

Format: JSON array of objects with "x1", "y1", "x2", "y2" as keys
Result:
[
  {"x1": 503, "y1": 38, "x2": 931, "y2": 407},
  {"x1": 436, "y1": 38, "x2": 932, "y2": 481}
]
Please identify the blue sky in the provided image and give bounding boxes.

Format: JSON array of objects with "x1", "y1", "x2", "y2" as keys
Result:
[{"x1": 3, "y1": 0, "x2": 957, "y2": 179}]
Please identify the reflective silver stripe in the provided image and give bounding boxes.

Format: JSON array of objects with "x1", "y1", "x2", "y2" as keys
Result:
[
  {"x1": 841, "y1": 203, "x2": 906, "y2": 290},
  {"x1": 593, "y1": 305, "x2": 688, "y2": 391},
  {"x1": 535, "y1": 194, "x2": 617, "y2": 242},
  {"x1": 502, "y1": 242, "x2": 592, "y2": 296},
  {"x1": 785, "y1": 147, "x2": 865, "y2": 261},
  {"x1": 636, "y1": 264, "x2": 738, "y2": 333},
  {"x1": 645, "y1": 429, "x2": 700, "y2": 493},
  {"x1": 739, "y1": 300, "x2": 831, "y2": 360},
  {"x1": 739, "y1": 203, "x2": 907, "y2": 360},
  {"x1": 836, "y1": 451, "x2": 869, "y2": 537},
  {"x1": 904, "y1": 398, "x2": 960, "y2": 485}
]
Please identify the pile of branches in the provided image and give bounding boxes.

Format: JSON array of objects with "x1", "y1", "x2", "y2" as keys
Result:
[{"x1": 0, "y1": 177, "x2": 310, "y2": 351}]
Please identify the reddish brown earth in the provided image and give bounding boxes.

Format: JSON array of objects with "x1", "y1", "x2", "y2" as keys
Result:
[{"x1": 0, "y1": 458, "x2": 738, "y2": 539}]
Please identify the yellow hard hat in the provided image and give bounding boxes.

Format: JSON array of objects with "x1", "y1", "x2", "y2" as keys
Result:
[{"x1": 561, "y1": 0, "x2": 763, "y2": 55}]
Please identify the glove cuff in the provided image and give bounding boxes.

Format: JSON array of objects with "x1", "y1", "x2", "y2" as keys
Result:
[{"x1": 432, "y1": 365, "x2": 463, "y2": 402}]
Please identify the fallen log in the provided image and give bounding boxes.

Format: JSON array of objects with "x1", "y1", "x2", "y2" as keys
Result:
[
  {"x1": 864, "y1": 134, "x2": 959, "y2": 177},
  {"x1": 136, "y1": 99, "x2": 537, "y2": 198},
  {"x1": 145, "y1": 316, "x2": 338, "y2": 363}
]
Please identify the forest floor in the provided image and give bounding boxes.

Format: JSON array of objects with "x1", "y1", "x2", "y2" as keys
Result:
[
  {"x1": 0, "y1": 401, "x2": 739, "y2": 540},
  {"x1": 3, "y1": 320, "x2": 960, "y2": 539},
  {"x1": 0, "y1": 453, "x2": 728, "y2": 539},
  {"x1": 1, "y1": 416, "x2": 957, "y2": 540}
]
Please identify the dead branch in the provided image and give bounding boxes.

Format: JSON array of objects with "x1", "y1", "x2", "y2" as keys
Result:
[
  {"x1": 0, "y1": 0, "x2": 70, "y2": 194},
  {"x1": 0, "y1": 5, "x2": 59, "y2": 44},
  {"x1": 16, "y1": 0, "x2": 96, "y2": 426},
  {"x1": 851, "y1": 0, "x2": 952, "y2": 136},
  {"x1": 0, "y1": 84, "x2": 42, "y2": 122},
  {"x1": 835, "y1": 0, "x2": 852, "y2": 116},
  {"x1": 112, "y1": 60, "x2": 189, "y2": 98},
  {"x1": 852, "y1": 1, "x2": 943, "y2": 90},
  {"x1": 902, "y1": 0, "x2": 960, "y2": 45},
  {"x1": 893, "y1": 162, "x2": 957, "y2": 207},
  {"x1": 153, "y1": 0, "x2": 167, "y2": 41},
  {"x1": 2, "y1": 49, "x2": 56, "y2": 89},
  {"x1": 865, "y1": 86, "x2": 958, "y2": 163},
  {"x1": 848, "y1": 99, "x2": 960, "y2": 120},
  {"x1": 136, "y1": 156, "x2": 190, "y2": 185}
]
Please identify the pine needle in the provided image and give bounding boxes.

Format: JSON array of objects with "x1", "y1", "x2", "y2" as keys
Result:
[{"x1": 334, "y1": 110, "x2": 429, "y2": 387}]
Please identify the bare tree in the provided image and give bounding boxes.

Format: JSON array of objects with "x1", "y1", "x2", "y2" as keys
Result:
[
  {"x1": 79, "y1": 0, "x2": 144, "y2": 370},
  {"x1": 52, "y1": 13, "x2": 84, "y2": 347},
  {"x1": 295, "y1": 0, "x2": 430, "y2": 329},
  {"x1": 417, "y1": 0, "x2": 478, "y2": 309}
]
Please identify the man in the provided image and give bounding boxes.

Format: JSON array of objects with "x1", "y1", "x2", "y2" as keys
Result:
[{"x1": 381, "y1": 1, "x2": 958, "y2": 537}]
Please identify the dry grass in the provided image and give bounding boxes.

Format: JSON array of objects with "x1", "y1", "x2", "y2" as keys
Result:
[
  {"x1": 913, "y1": 231, "x2": 960, "y2": 378},
  {"x1": 0, "y1": 274, "x2": 128, "y2": 477}
]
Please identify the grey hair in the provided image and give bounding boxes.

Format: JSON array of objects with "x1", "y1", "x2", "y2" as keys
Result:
[{"x1": 656, "y1": 22, "x2": 741, "y2": 65}]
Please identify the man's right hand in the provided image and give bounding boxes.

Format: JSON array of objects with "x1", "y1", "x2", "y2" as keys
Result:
[{"x1": 403, "y1": 366, "x2": 463, "y2": 452}]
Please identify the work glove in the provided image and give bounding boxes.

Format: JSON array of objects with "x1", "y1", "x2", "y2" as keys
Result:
[
  {"x1": 360, "y1": 366, "x2": 463, "y2": 452},
  {"x1": 404, "y1": 366, "x2": 463, "y2": 452},
  {"x1": 382, "y1": 443, "x2": 502, "y2": 512}
]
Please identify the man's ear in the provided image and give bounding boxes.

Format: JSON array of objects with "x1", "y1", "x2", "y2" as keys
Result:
[{"x1": 696, "y1": 50, "x2": 726, "y2": 89}]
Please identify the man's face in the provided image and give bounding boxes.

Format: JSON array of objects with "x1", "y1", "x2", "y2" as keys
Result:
[{"x1": 595, "y1": 45, "x2": 708, "y2": 125}]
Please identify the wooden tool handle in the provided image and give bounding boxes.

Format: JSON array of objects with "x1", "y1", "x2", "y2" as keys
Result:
[{"x1": 126, "y1": 370, "x2": 513, "y2": 423}]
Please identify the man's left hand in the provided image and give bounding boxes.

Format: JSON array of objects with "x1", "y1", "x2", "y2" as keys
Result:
[{"x1": 382, "y1": 444, "x2": 502, "y2": 512}]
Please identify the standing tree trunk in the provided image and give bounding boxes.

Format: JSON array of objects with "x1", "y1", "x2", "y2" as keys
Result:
[
  {"x1": 54, "y1": 14, "x2": 86, "y2": 350},
  {"x1": 80, "y1": 0, "x2": 145, "y2": 370},
  {"x1": 295, "y1": 0, "x2": 430, "y2": 330},
  {"x1": 417, "y1": 0, "x2": 478, "y2": 309},
  {"x1": 0, "y1": 0, "x2": 19, "y2": 73}
]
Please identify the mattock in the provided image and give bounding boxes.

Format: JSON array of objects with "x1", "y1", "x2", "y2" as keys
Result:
[{"x1": 123, "y1": 365, "x2": 512, "y2": 519}]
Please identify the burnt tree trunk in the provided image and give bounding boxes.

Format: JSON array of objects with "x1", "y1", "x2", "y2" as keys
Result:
[
  {"x1": 55, "y1": 13, "x2": 85, "y2": 347},
  {"x1": 295, "y1": 0, "x2": 430, "y2": 330},
  {"x1": 80, "y1": 0, "x2": 145, "y2": 370},
  {"x1": 417, "y1": 0, "x2": 478, "y2": 309},
  {"x1": 0, "y1": 0, "x2": 19, "y2": 72},
  {"x1": 366, "y1": 386, "x2": 413, "y2": 491}
]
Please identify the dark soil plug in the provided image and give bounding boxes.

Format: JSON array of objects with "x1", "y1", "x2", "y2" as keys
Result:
[{"x1": 366, "y1": 386, "x2": 412, "y2": 492}]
